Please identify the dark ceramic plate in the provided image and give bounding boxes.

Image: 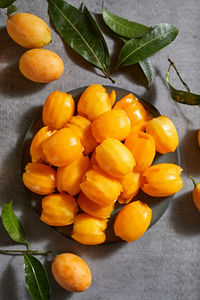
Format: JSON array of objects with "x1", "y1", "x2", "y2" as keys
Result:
[{"x1": 21, "y1": 86, "x2": 181, "y2": 244}]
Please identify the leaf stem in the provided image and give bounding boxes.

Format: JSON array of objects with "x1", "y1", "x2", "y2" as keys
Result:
[
  {"x1": 188, "y1": 175, "x2": 198, "y2": 187},
  {"x1": 0, "y1": 249, "x2": 55, "y2": 256},
  {"x1": 168, "y1": 58, "x2": 190, "y2": 92},
  {"x1": 102, "y1": 69, "x2": 116, "y2": 83}
]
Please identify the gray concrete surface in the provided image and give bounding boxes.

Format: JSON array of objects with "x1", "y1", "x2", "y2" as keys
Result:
[{"x1": 0, "y1": 0, "x2": 200, "y2": 299}]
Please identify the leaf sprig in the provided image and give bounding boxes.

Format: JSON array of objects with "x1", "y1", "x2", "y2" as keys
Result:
[{"x1": 1, "y1": 201, "x2": 52, "y2": 300}]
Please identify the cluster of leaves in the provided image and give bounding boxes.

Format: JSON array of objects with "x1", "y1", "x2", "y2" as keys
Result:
[
  {"x1": 1, "y1": 201, "x2": 51, "y2": 300},
  {"x1": 0, "y1": 0, "x2": 17, "y2": 16},
  {"x1": 48, "y1": 0, "x2": 179, "y2": 86}
]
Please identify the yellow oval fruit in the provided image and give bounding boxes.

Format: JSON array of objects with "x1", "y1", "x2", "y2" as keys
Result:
[
  {"x1": 52, "y1": 253, "x2": 92, "y2": 292},
  {"x1": 6, "y1": 13, "x2": 51, "y2": 48},
  {"x1": 19, "y1": 49, "x2": 64, "y2": 83}
]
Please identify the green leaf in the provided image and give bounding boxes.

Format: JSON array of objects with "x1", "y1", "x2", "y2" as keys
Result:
[
  {"x1": 166, "y1": 62, "x2": 200, "y2": 105},
  {"x1": 0, "y1": 0, "x2": 15, "y2": 8},
  {"x1": 6, "y1": 4, "x2": 17, "y2": 16},
  {"x1": 102, "y1": 3, "x2": 150, "y2": 38},
  {"x1": 24, "y1": 254, "x2": 51, "y2": 300},
  {"x1": 1, "y1": 201, "x2": 29, "y2": 246},
  {"x1": 48, "y1": 0, "x2": 111, "y2": 79},
  {"x1": 83, "y1": 5, "x2": 110, "y2": 70},
  {"x1": 139, "y1": 58, "x2": 154, "y2": 86},
  {"x1": 117, "y1": 23, "x2": 179, "y2": 67}
]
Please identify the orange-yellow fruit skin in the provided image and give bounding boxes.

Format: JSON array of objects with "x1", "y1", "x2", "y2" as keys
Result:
[
  {"x1": 41, "y1": 193, "x2": 78, "y2": 226},
  {"x1": 19, "y1": 49, "x2": 64, "y2": 83},
  {"x1": 57, "y1": 156, "x2": 90, "y2": 196},
  {"x1": 22, "y1": 162, "x2": 56, "y2": 195},
  {"x1": 42, "y1": 91, "x2": 75, "y2": 130},
  {"x1": 141, "y1": 163, "x2": 183, "y2": 197},
  {"x1": 6, "y1": 13, "x2": 51, "y2": 48},
  {"x1": 51, "y1": 253, "x2": 92, "y2": 292},
  {"x1": 114, "y1": 201, "x2": 152, "y2": 242},
  {"x1": 71, "y1": 213, "x2": 107, "y2": 245},
  {"x1": 65, "y1": 115, "x2": 97, "y2": 154},
  {"x1": 113, "y1": 93, "x2": 152, "y2": 132},
  {"x1": 198, "y1": 130, "x2": 200, "y2": 147},
  {"x1": 77, "y1": 84, "x2": 115, "y2": 121},
  {"x1": 125, "y1": 131, "x2": 156, "y2": 173},
  {"x1": 192, "y1": 184, "x2": 200, "y2": 212},
  {"x1": 95, "y1": 138, "x2": 135, "y2": 178},
  {"x1": 78, "y1": 193, "x2": 114, "y2": 218},
  {"x1": 80, "y1": 166, "x2": 122, "y2": 206},
  {"x1": 109, "y1": 90, "x2": 116, "y2": 106},
  {"x1": 42, "y1": 128, "x2": 83, "y2": 167},
  {"x1": 90, "y1": 149, "x2": 98, "y2": 167},
  {"x1": 118, "y1": 172, "x2": 140, "y2": 204},
  {"x1": 91, "y1": 109, "x2": 131, "y2": 143},
  {"x1": 146, "y1": 115, "x2": 179, "y2": 154},
  {"x1": 30, "y1": 126, "x2": 56, "y2": 163}
]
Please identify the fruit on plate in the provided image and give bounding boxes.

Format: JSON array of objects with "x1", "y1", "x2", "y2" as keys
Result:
[
  {"x1": 114, "y1": 201, "x2": 152, "y2": 242},
  {"x1": 125, "y1": 131, "x2": 156, "y2": 173},
  {"x1": 42, "y1": 91, "x2": 75, "y2": 130},
  {"x1": 118, "y1": 172, "x2": 140, "y2": 204},
  {"x1": 57, "y1": 155, "x2": 90, "y2": 196},
  {"x1": 19, "y1": 49, "x2": 64, "y2": 83},
  {"x1": 40, "y1": 194, "x2": 78, "y2": 226},
  {"x1": 140, "y1": 163, "x2": 183, "y2": 197},
  {"x1": 77, "y1": 84, "x2": 115, "y2": 121},
  {"x1": 91, "y1": 109, "x2": 131, "y2": 142},
  {"x1": 6, "y1": 13, "x2": 51, "y2": 48},
  {"x1": 71, "y1": 213, "x2": 108, "y2": 245},
  {"x1": 42, "y1": 128, "x2": 83, "y2": 167},
  {"x1": 146, "y1": 115, "x2": 179, "y2": 154},
  {"x1": 113, "y1": 93, "x2": 152, "y2": 132},
  {"x1": 95, "y1": 138, "x2": 135, "y2": 178},
  {"x1": 189, "y1": 176, "x2": 200, "y2": 212},
  {"x1": 22, "y1": 162, "x2": 57, "y2": 195},
  {"x1": 80, "y1": 166, "x2": 122, "y2": 206},
  {"x1": 77, "y1": 193, "x2": 114, "y2": 218},
  {"x1": 52, "y1": 253, "x2": 92, "y2": 292}
]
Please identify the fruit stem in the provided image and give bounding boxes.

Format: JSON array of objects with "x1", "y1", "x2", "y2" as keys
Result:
[
  {"x1": 0, "y1": 249, "x2": 55, "y2": 256},
  {"x1": 189, "y1": 175, "x2": 198, "y2": 187}
]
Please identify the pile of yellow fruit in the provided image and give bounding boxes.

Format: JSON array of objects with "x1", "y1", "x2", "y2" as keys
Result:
[{"x1": 22, "y1": 84, "x2": 183, "y2": 244}]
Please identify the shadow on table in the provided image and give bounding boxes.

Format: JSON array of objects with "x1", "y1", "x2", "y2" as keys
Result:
[
  {"x1": 170, "y1": 191, "x2": 200, "y2": 236},
  {"x1": 0, "y1": 27, "x2": 47, "y2": 97},
  {"x1": 0, "y1": 263, "x2": 19, "y2": 300}
]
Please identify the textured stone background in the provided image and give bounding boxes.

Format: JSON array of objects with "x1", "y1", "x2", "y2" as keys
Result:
[{"x1": 0, "y1": 0, "x2": 200, "y2": 299}]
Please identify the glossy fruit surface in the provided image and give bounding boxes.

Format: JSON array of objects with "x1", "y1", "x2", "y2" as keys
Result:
[
  {"x1": 91, "y1": 109, "x2": 131, "y2": 143},
  {"x1": 141, "y1": 163, "x2": 183, "y2": 197},
  {"x1": 22, "y1": 162, "x2": 56, "y2": 195},
  {"x1": 30, "y1": 126, "x2": 56, "y2": 163},
  {"x1": 125, "y1": 131, "x2": 156, "y2": 172},
  {"x1": 42, "y1": 91, "x2": 75, "y2": 130},
  {"x1": 52, "y1": 253, "x2": 92, "y2": 292},
  {"x1": 71, "y1": 213, "x2": 108, "y2": 245},
  {"x1": 77, "y1": 84, "x2": 115, "y2": 121},
  {"x1": 66, "y1": 115, "x2": 97, "y2": 154},
  {"x1": 42, "y1": 128, "x2": 83, "y2": 167},
  {"x1": 57, "y1": 156, "x2": 90, "y2": 196},
  {"x1": 41, "y1": 193, "x2": 78, "y2": 226},
  {"x1": 95, "y1": 138, "x2": 135, "y2": 178},
  {"x1": 19, "y1": 49, "x2": 64, "y2": 83},
  {"x1": 146, "y1": 115, "x2": 179, "y2": 154},
  {"x1": 77, "y1": 193, "x2": 114, "y2": 218},
  {"x1": 80, "y1": 166, "x2": 122, "y2": 206},
  {"x1": 113, "y1": 93, "x2": 152, "y2": 131},
  {"x1": 118, "y1": 172, "x2": 140, "y2": 204},
  {"x1": 114, "y1": 201, "x2": 152, "y2": 242},
  {"x1": 6, "y1": 13, "x2": 51, "y2": 48}
]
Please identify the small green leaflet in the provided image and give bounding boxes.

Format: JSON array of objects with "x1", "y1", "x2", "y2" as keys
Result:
[
  {"x1": 102, "y1": 3, "x2": 150, "y2": 38},
  {"x1": 2, "y1": 201, "x2": 29, "y2": 246},
  {"x1": 117, "y1": 23, "x2": 178, "y2": 67},
  {"x1": 24, "y1": 254, "x2": 51, "y2": 300},
  {"x1": 48, "y1": 0, "x2": 112, "y2": 80},
  {"x1": 6, "y1": 4, "x2": 17, "y2": 16},
  {"x1": 166, "y1": 60, "x2": 200, "y2": 105},
  {"x1": 0, "y1": 0, "x2": 15, "y2": 8},
  {"x1": 139, "y1": 58, "x2": 154, "y2": 86}
]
